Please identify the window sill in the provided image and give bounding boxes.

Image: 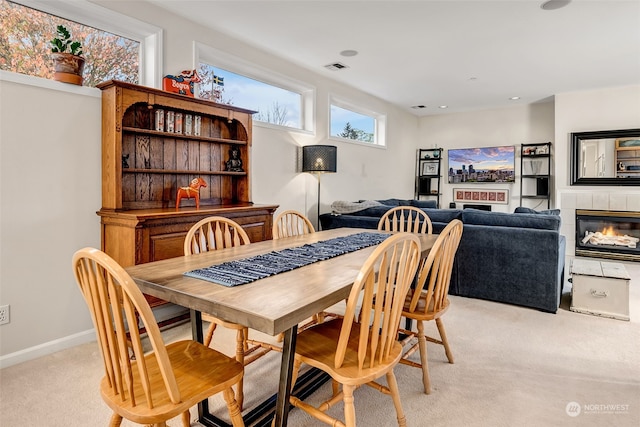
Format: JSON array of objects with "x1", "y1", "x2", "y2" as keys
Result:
[
  {"x1": 0, "y1": 70, "x2": 101, "y2": 98},
  {"x1": 329, "y1": 135, "x2": 386, "y2": 149}
]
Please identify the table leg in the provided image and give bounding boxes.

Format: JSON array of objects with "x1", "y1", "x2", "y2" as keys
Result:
[
  {"x1": 190, "y1": 315, "x2": 316, "y2": 427},
  {"x1": 273, "y1": 325, "x2": 297, "y2": 427}
]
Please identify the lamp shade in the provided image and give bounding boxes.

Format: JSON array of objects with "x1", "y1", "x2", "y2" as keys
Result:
[{"x1": 302, "y1": 145, "x2": 337, "y2": 173}]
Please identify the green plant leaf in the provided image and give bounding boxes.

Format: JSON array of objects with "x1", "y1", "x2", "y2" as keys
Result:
[
  {"x1": 70, "y1": 42, "x2": 82, "y2": 56},
  {"x1": 56, "y1": 25, "x2": 70, "y2": 40}
]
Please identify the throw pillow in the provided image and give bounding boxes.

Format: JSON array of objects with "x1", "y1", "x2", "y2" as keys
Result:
[{"x1": 331, "y1": 200, "x2": 383, "y2": 214}]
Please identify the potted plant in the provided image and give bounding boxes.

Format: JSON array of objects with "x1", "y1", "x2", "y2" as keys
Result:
[{"x1": 50, "y1": 25, "x2": 85, "y2": 85}]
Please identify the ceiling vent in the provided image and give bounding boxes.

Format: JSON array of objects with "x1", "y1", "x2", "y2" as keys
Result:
[{"x1": 324, "y1": 62, "x2": 349, "y2": 71}]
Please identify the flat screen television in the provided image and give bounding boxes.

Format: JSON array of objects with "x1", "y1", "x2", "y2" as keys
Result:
[{"x1": 448, "y1": 146, "x2": 515, "y2": 183}]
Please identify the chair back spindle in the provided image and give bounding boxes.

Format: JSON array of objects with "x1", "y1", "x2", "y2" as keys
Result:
[
  {"x1": 378, "y1": 206, "x2": 433, "y2": 234},
  {"x1": 273, "y1": 210, "x2": 315, "y2": 239},
  {"x1": 184, "y1": 216, "x2": 251, "y2": 255}
]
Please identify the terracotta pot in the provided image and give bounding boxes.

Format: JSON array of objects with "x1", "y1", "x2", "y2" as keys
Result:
[{"x1": 52, "y1": 52, "x2": 85, "y2": 85}]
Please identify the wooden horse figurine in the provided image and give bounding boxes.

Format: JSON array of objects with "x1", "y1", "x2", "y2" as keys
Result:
[{"x1": 176, "y1": 177, "x2": 207, "y2": 209}]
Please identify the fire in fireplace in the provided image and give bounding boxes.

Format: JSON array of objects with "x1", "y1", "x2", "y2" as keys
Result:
[{"x1": 575, "y1": 209, "x2": 640, "y2": 262}]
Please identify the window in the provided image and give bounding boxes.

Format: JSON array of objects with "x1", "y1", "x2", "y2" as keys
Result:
[
  {"x1": 199, "y1": 64, "x2": 301, "y2": 128},
  {"x1": 330, "y1": 97, "x2": 386, "y2": 147},
  {"x1": 197, "y1": 43, "x2": 314, "y2": 133},
  {"x1": 0, "y1": 0, "x2": 161, "y2": 87}
]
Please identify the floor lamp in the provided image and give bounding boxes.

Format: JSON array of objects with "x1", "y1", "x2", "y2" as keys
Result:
[{"x1": 302, "y1": 145, "x2": 337, "y2": 229}]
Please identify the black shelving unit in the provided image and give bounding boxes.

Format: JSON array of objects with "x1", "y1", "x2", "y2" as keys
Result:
[
  {"x1": 415, "y1": 148, "x2": 443, "y2": 208},
  {"x1": 520, "y1": 142, "x2": 552, "y2": 209}
]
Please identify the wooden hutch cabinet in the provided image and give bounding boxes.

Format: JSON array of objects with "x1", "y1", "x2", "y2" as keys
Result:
[{"x1": 97, "y1": 80, "x2": 278, "y2": 307}]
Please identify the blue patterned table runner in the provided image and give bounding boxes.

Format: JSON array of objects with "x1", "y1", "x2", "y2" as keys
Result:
[{"x1": 184, "y1": 232, "x2": 390, "y2": 287}]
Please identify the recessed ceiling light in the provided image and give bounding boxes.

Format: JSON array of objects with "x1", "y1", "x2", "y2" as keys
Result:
[
  {"x1": 509, "y1": 96, "x2": 521, "y2": 100},
  {"x1": 340, "y1": 50, "x2": 358, "y2": 57},
  {"x1": 439, "y1": 105, "x2": 448, "y2": 109},
  {"x1": 541, "y1": 0, "x2": 571, "y2": 11},
  {"x1": 411, "y1": 105, "x2": 427, "y2": 109}
]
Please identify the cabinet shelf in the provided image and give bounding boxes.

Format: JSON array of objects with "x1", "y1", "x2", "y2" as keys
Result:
[
  {"x1": 122, "y1": 126, "x2": 248, "y2": 145},
  {"x1": 522, "y1": 154, "x2": 550, "y2": 158},
  {"x1": 123, "y1": 168, "x2": 247, "y2": 176},
  {"x1": 521, "y1": 195, "x2": 549, "y2": 199}
]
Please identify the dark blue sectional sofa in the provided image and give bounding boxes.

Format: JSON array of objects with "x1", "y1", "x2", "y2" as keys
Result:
[{"x1": 320, "y1": 199, "x2": 566, "y2": 313}]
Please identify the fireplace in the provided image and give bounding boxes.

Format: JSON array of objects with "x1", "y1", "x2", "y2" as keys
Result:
[{"x1": 575, "y1": 209, "x2": 640, "y2": 262}]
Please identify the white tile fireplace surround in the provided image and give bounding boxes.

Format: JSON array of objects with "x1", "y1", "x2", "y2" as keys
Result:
[{"x1": 559, "y1": 190, "x2": 640, "y2": 259}]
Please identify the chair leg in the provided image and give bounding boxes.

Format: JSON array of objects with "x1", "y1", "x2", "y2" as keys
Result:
[
  {"x1": 331, "y1": 379, "x2": 340, "y2": 397},
  {"x1": 416, "y1": 320, "x2": 431, "y2": 394},
  {"x1": 203, "y1": 322, "x2": 217, "y2": 347},
  {"x1": 235, "y1": 328, "x2": 245, "y2": 411},
  {"x1": 386, "y1": 370, "x2": 407, "y2": 427},
  {"x1": 180, "y1": 410, "x2": 191, "y2": 427},
  {"x1": 435, "y1": 318, "x2": 454, "y2": 364},
  {"x1": 343, "y1": 384, "x2": 357, "y2": 427},
  {"x1": 223, "y1": 387, "x2": 244, "y2": 427},
  {"x1": 242, "y1": 327, "x2": 250, "y2": 351},
  {"x1": 109, "y1": 413, "x2": 123, "y2": 427}
]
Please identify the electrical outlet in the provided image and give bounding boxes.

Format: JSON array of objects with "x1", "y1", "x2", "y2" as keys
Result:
[{"x1": 0, "y1": 305, "x2": 10, "y2": 325}]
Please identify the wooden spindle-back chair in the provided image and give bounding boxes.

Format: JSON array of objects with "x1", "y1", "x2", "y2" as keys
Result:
[
  {"x1": 285, "y1": 233, "x2": 422, "y2": 427},
  {"x1": 398, "y1": 219, "x2": 464, "y2": 394},
  {"x1": 72, "y1": 247, "x2": 244, "y2": 427}
]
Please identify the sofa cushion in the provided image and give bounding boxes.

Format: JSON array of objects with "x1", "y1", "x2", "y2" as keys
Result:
[
  {"x1": 421, "y1": 208, "x2": 463, "y2": 224},
  {"x1": 514, "y1": 206, "x2": 561, "y2": 216},
  {"x1": 462, "y1": 209, "x2": 560, "y2": 231},
  {"x1": 349, "y1": 205, "x2": 394, "y2": 217},
  {"x1": 410, "y1": 199, "x2": 438, "y2": 209},
  {"x1": 376, "y1": 198, "x2": 411, "y2": 206}
]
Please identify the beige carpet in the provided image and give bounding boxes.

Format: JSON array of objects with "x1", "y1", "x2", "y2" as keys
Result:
[{"x1": 1, "y1": 262, "x2": 639, "y2": 427}]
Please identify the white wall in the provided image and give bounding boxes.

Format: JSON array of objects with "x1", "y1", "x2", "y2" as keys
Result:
[
  {"x1": 0, "y1": 74, "x2": 101, "y2": 362},
  {"x1": 0, "y1": 1, "x2": 418, "y2": 365},
  {"x1": 418, "y1": 102, "x2": 555, "y2": 212}
]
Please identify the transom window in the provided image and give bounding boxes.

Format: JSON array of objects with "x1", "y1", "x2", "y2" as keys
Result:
[
  {"x1": 330, "y1": 97, "x2": 385, "y2": 147},
  {"x1": 199, "y1": 63, "x2": 302, "y2": 129},
  {"x1": 197, "y1": 42, "x2": 315, "y2": 133}
]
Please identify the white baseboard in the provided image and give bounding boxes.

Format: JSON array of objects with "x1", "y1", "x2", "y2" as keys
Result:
[
  {"x1": 0, "y1": 304, "x2": 190, "y2": 370},
  {"x1": 0, "y1": 329, "x2": 96, "y2": 369}
]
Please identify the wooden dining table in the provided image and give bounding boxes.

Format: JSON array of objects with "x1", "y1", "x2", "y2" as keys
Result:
[{"x1": 125, "y1": 227, "x2": 437, "y2": 427}]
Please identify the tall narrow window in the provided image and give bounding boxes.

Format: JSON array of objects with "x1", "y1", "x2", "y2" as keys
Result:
[{"x1": 0, "y1": 0, "x2": 147, "y2": 86}]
